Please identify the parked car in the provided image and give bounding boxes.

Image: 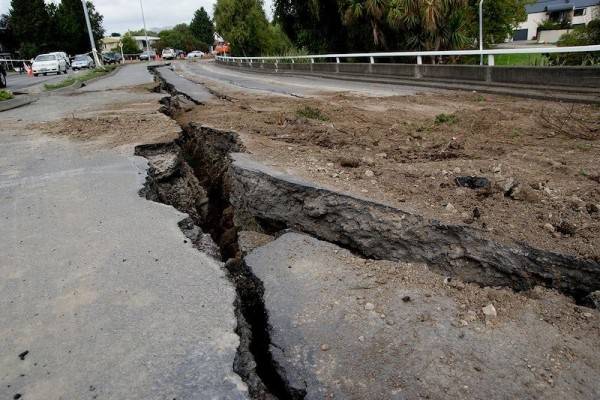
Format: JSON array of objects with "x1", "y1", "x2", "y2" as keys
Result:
[
  {"x1": 186, "y1": 51, "x2": 205, "y2": 59},
  {"x1": 50, "y1": 52, "x2": 70, "y2": 68},
  {"x1": 139, "y1": 50, "x2": 157, "y2": 61},
  {"x1": 175, "y1": 49, "x2": 185, "y2": 58},
  {"x1": 102, "y1": 52, "x2": 122, "y2": 64},
  {"x1": 71, "y1": 54, "x2": 95, "y2": 70},
  {"x1": 32, "y1": 53, "x2": 68, "y2": 76},
  {"x1": 0, "y1": 62, "x2": 6, "y2": 88},
  {"x1": 161, "y1": 48, "x2": 176, "y2": 60}
]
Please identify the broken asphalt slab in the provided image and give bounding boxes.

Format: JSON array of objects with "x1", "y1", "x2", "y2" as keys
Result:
[
  {"x1": 0, "y1": 63, "x2": 248, "y2": 399},
  {"x1": 244, "y1": 232, "x2": 600, "y2": 399},
  {"x1": 153, "y1": 65, "x2": 214, "y2": 104}
]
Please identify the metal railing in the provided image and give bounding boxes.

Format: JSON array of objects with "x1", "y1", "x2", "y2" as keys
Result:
[{"x1": 216, "y1": 45, "x2": 600, "y2": 66}]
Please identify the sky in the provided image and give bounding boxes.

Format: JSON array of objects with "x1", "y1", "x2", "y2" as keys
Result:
[{"x1": 0, "y1": 0, "x2": 275, "y2": 34}]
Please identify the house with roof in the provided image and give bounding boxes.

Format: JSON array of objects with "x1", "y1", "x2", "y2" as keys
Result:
[{"x1": 514, "y1": 0, "x2": 599, "y2": 42}]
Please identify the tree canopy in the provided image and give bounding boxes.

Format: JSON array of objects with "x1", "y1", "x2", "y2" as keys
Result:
[
  {"x1": 190, "y1": 7, "x2": 214, "y2": 46},
  {"x1": 156, "y1": 24, "x2": 208, "y2": 52},
  {"x1": 214, "y1": 0, "x2": 294, "y2": 56},
  {"x1": 6, "y1": 0, "x2": 104, "y2": 58},
  {"x1": 274, "y1": 0, "x2": 530, "y2": 54}
]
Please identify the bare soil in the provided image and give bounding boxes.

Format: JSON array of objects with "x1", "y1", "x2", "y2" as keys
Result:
[{"x1": 177, "y1": 89, "x2": 600, "y2": 260}]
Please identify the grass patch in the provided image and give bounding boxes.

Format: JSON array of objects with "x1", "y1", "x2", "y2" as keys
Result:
[
  {"x1": 0, "y1": 89, "x2": 14, "y2": 101},
  {"x1": 44, "y1": 65, "x2": 117, "y2": 91},
  {"x1": 434, "y1": 113, "x2": 458, "y2": 125},
  {"x1": 296, "y1": 106, "x2": 329, "y2": 121},
  {"x1": 493, "y1": 54, "x2": 550, "y2": 66}
]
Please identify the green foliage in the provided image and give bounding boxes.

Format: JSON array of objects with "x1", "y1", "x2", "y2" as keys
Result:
[
  {"x1": 53, "y1": 0, "x2": 104, "y2": 55},
  {"x1": 121, "y1": 32, "x2": 140, "y2": 54},
  {"x1": 493, "y1": 53, "x2": 549, "y2": 66},
  {"x1": 190, "y1": 7, "x2": 214, "y2": 45},
  {"x1": 537, "y1": 19, "x2": 570, "y2": 31},
  {"x1": 7, "y1": 0, "x2": 104, "y2": 58},
  {"x1": 434, "y1": 113, "x2": 458, "y2": 125},
  {"x1": 214, "y1": 0, "x2": 295, "y2": 56},
  {"x1": 275, "y1": 0, "x2": 529, "y2": 54},
  {"x1": 156, "y1": 24, "x2": 208, "y2": 53},
  {"x1": 467, "y1": 0, "x2": 531, "y2": 45},
  {"x1": 274, "y1": 0, "x2": 349, "y2": 53},
  {"x1": 296, "y1": 106, "x2": 329, "y2": 121},
  {"x1": 552, "y1": 19, "x2": 600, "y2": 65},
  {"x1": 0, "y1": 89, "x2": 14, "y2": 101},
  {"x1": 8, "y1": 0, "x2": 51, "y2": 57}
]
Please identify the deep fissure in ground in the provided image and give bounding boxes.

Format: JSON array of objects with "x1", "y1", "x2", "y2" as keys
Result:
[{"x1": 136, "y1": 91, "x2": 305, "y2": 398}]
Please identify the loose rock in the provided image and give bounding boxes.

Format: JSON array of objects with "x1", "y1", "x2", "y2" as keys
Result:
[{"x1": 482, "y1": 304, "x2": 497, "y2": 319}]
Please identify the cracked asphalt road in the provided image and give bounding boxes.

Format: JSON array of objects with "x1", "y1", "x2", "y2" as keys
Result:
[{"x1": 0, "y1": 64, "x2": 248, "y2": 400}]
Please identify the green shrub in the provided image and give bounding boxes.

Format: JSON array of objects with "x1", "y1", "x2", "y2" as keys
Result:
[
  {"x1": 435, "y1": 113, "x2": 458, "y2": 125},
  {"x1": 0, "y1": 90, "x2": 14, "y2": 101},
  {"x1": 296, "y1": 106, "x2": 329, "y2": 121}
]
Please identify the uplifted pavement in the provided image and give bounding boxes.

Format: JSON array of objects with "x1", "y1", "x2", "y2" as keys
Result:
[
  {"x1": 0, "y1": 63, "x2": 248, "y2": 399},
  {"x1": 245, "y1": 232, "x2": 600, "y2": 399}
]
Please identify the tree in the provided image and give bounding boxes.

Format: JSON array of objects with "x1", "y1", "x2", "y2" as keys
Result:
[
  {"x1": 8, "y1": 0, "x2": 52, "y2": 57},
  {"x1": 467, "y1": 0, "x2": 530, "y2": 45},
  {"x1": 54, "y1": 0, "x2": 104, "y2": 55},
  {"x1": 387, "y1": 0, "x2": 471, "y2": 52},
  {"x1": 342, "y1": 0, "x2": 389, "y2": 48},
  {"x1": 274, "y1": 0, "x2": 349, "y2": 53},
  {"x1": 111, "y1": 32, "x2": 121, "y2": 37},
  {"x1": 0, "y1": 14, "x2": 17, "y2": 54},
  {"x1": 190, "y1": 7, "x2": 214, "y2": 45},
  {"x1": 157, "y1": 24, "x2": 207, "y2": 52},
  {"x1": 121, "y1": 32, "x2": 140, "y2": 54},
  {"x1": 214, "y1": 0, "x2": 272, "y2": 56}
]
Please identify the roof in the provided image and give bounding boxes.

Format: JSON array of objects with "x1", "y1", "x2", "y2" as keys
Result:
[
  {"x1": 133, "y1": 36, "x2": 160, "y2": 41},
  {"x1": 526, "y1": 0, "x2": 600, "y2": 13}
]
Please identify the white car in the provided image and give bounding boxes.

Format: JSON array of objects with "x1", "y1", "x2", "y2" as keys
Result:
[
  {"x1": 186, "y1": 51, "x2": 205, "y2": 59},
  {"x1": 162, "y1": 48, "x2": 176, "y2": 60},
  {"x1": 32, "y1": 53, "x2": 68, "y2": 76},
  {"x1": 50, "y1": 51, "x2": 70, "y2": 68}
]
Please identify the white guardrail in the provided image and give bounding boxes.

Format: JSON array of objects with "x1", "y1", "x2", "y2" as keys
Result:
[{"x1": 216, "y1": 45, "x2": 600, "y2": 66}]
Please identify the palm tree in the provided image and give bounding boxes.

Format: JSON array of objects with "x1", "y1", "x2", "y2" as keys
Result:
[
  {"x1": 342, "y1": 0, "x2": 388, "y2": 47},
  {"x1": 387, "y1": 0, "x2": 469, "y2": 52}
]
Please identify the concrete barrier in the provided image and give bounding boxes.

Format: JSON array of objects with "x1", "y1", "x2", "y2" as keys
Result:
[
  {"x1": 491, "y1": 66, "x2": 600, "y2": 88},
  {"x1": 216, "y1": 60, "x2": 600, "y2": 90}
]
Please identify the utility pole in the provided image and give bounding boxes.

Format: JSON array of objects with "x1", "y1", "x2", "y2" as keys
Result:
[
  {"x1": 479, "y1": 0, "x2": 484, "y2": 66},
  {"x1": 139, "y1": 0, "x2": 150, "y2": 59},
  {"x1": 81, "y1": 0, "x2": 102, "y2": 67}
]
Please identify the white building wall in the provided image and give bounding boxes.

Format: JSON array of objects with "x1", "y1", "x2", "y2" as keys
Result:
[
  {"x1": 572, "y1": 5, "x2": 599, "y2": 24},
  {"x1": 518, "y1": 12, "x2": 548, "y2": 40}
]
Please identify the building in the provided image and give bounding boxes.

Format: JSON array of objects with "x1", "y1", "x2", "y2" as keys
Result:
[
  {"x1": 514, "y1": 0, "x2": 599, "y2": 42},
  {"x1": 133, "y1": 36, "x2": 160, "y2": 52},
  {"x1": 101, "y1": 35, "x2": 160, "y2": 54},
  {"x1": 101, "y1": 37, "x2": 121, "y2": 52}
]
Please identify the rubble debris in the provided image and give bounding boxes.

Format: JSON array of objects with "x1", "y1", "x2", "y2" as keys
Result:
[{"x1": 455, "y1": 176, "x2": 491, "y2": 190}]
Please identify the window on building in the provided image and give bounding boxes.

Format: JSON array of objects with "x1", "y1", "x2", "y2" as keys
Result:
[{"x1": 573, "y1": 8, "x2": 585, "y2": 16}]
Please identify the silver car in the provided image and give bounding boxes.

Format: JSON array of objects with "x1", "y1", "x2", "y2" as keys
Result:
[{"x1": 71, "y1": 54, "x2": 95, "y2": 70}]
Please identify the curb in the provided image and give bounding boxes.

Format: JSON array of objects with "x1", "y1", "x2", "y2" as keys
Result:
[
  {"x1": 46, "y1": 64, "x2": 122, "y2": 94},
  {"x1": 0, "y1": 95, "x2": 38, "y2": 112}
]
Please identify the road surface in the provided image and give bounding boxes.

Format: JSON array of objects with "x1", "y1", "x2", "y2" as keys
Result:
[
  {"x1": 0, "y1": 64, "x2": 248, "y2": 400},
  {"x1": 176, "y1": 60, "x2": 431, "y2": 97}
]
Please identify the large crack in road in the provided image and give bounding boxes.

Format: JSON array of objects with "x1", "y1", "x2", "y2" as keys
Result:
[{"x1": 134, "y1": 64, "x2": 600, "y2": 399}]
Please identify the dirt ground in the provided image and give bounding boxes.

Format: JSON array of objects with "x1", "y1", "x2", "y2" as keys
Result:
[
  {"x1": 28, "y1": 89, "x2": 180, "y2": 151},
  {"x1": 177, "y1": 89, "x2": 600, "y2": 260}
]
